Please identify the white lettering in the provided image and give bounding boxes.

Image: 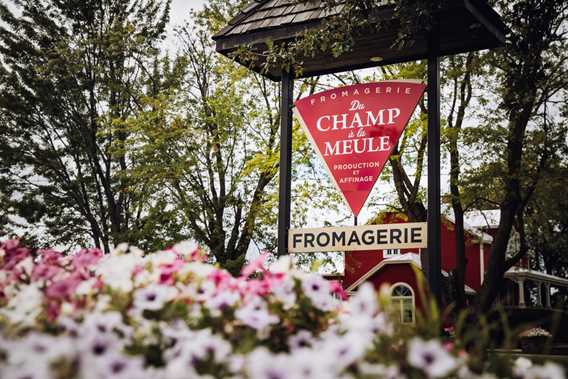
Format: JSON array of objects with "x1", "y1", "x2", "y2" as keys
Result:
[
  {"x1": 350, "y1": 112, "x2": 364, "y2": 128},
  {"x1": 349, "y1": 100, "x2": 362, "y2": 111},
  {"x1": 324, "y1": 141, "x2": 339, "y2": 156},
  {"x1": 366, "y1": 110, "x2": 385, "y2": 126},
  {"x1": 388, "y1": 108, "x2": 401, "y2": 124},
  {"x1": 379, "y1": 136, "x2": 390, "y2": 151},
  {"x1": 342, "y1": 139, "x2": 353, "y2": 154},
  {"x1": 332, "y1": 114, "x2": 348, "y2": 130},
  {"x1": 316, "y1": 115, "x2": 331, "y2": 131},
  {"x1": 324, "y1": 138, "x2": 390, "y2": 156}
]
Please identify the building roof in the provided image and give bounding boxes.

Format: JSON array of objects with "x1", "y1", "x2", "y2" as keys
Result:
[
  {"x1": 213, "y1": 0, "x2": 508, "y2": 81},
  {"x1": 443, "y1": 207, "x2": 494, "y2": 244},
  {"x1": 346, "y1": 253, "x2": 476, "y2": 294},
  {"x1": 505, "y1": 267, "x2": 568, "y2": 287},
  {"x1": 464, "y1": 209, "x2": 501, "y2": 229}
]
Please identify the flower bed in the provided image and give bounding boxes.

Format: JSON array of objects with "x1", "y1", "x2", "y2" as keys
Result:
[{"x1": 0, "y1": 240, "x2": 564, "y2": 379}]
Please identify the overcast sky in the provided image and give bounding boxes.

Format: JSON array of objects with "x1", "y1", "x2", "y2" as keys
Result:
[
  {"x1": 170, "y1": 0, "x2": 206, "y2": 26},
  {"x1": 165, "y1": 0, "x2": 207, "y2": 51}
]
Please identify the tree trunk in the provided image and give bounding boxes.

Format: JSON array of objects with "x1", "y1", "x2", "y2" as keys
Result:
[
  {"x1": 476, "y1": 103, "x2": 534, "y2": 312},
  {"x1": 447, "y1": 53, "x2": 474, "y2": 310}
]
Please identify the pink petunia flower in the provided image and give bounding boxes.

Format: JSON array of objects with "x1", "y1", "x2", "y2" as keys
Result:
[
  {"x1": 208, "y1": 269, "x2": 231, "y2": 288},
  {"x1": 45, "y1": 273, "x2": 84, "y2": 301},
  {"x1": 37, "y1": 249, "x2": 63, "y2": 265},
  {"x1": 72, "y1": 248, "x2": 103, "y2": 270},
  {"x1": 32, "y1": 263, "x2": 62, "y2": 282},
  {"x1": 241, "y1": 253, "x2": 268, "y2": 278},
  {"x1": 329, "y1": 280, "x2": 348, "y2": 301},
  {"x1": 159, "y1": 260, "x2": 184, "y2": 285},
  {"x1": 0, "y1": 239, "x2": 31, "y2": 272}
]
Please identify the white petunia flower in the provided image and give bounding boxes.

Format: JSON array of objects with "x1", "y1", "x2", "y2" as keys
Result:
[
  {"x1": 164, "y1": 357, "x2": 201, "y2": 379},
  {"x1": 457, "y1": 365, "x2": 498, "y2": 379},
  {"x1": 0, "y1": 283, "x2": 43, "y2": 326},
  {"x1": 235, "y1": 298, "x2": 278, "y2": 332},
  {"x1": 359, "y1": 363, "x2": 405, "y2": 379},
  {"x1": 272, "y1": 277, "x2": 297, "y2": 310},
  {"x1": 301, "y1": 275, "x2": 336, "y2": 311},
  {"x1": 320, "y1": 332, "x2": 367, "y2": 371},
  {"x1": 289, "y1": 330, "x2": 315, "y2": 350},
  {"x1": 270, "y1": 255, "x2": 294, "y2": 273},
  {"x1": 58, "y1": 317, "x2": 81, "y2": 338},
  {"x1": 15, "y1": 256, "x2": 34, "y2": 276},
  {"x1": 407, "y1": 338, "x2": 458, "y2": 378},
  {"x1": 205, "y1": 290, "x2": 240, "y2": 316},
  {"x1": 81, "y1": 312, "x2": 132, "y2": 339},
  {"x1": 145, "y1": 250, "x2": 178, "y2": 268},
  {"x1": 189, "y1": 280, "x2": 217, "y2": 303},
  {"x1": 112, "y1": 243, "x2": 130, "y2": 255},
  {"x1": 76, "y1": 278, "x2": 98, "y2": 296},
  {"x1": 164, "y1": 329, "x2": 232, "y2": 379},
  {"x1": 95, "y1": 354, "x2": 145, "y2": 379},
  {"x1": 229, "y1": 355, "x2": 246, "y2": 373},
  {"x1": 93, "y1": 294, "x2": 113, "y2": 313},
  {"x1": 7, "y1": 334, "x2": 74, "y2": 366},
  {"x1": 339, "y1": 311, "x2": 393, "y2": 342},
  {"x1": 96, "y1": 254, "x2": 140, "y2": 292},
  {"x1": 178, "y1": 262, "x2": 215, "y2": 279},
  {"x1": 347, "y1": 282, "x2": 378, "y2": 317},
  {"x1": 133, "y1": 285, "x2": 178, "y2": 311},
  {"x1": 513, "y1": 357, "x2": 533, "y2": 377},
  {"x1": 288, "y1": 348, "x2": 338, "y2": 379},
  {"x1": 246, "y1": 348, "x2": 290, "y2": 379},
  {"x1": 1, "y1": 363, "x2": 52, "y2": 379},
  {"x1": 172, "y1": 240, "x2": 199, "y2": 256},
  {"x1": 524, "y1": 362, "x2": 566, "y2": 379},
  {"x1": 111, "y1": 243, "x2": 144, "y2": 257},
  {"x1": 79, "y1": 333, "x2": 122, "y2": 360}
]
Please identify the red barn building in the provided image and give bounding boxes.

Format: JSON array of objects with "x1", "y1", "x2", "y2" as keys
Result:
[{"x1": 339, "y1": 210, "x2": 568, "y2": 325}]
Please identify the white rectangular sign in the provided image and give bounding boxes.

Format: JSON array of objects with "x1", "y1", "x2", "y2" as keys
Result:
[{"x1": 288, "y1": 223, "x2": 427, "y2": 253}]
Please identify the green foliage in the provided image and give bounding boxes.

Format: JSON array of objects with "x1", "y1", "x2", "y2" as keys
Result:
[
  {"x1": 113, "y1": 5, "x2": 296, "y2": 270},
  {"x1": 231, "y1": 0, "x2": 447, "y2": 76},
  {"x1": 0, "y1": 0, "x2": 172, "y2": 252}
]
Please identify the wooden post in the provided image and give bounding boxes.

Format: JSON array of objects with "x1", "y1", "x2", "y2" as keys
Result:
[
  {"x1": 427, "y1": 24, "x2": 442, "y2": 305},
  {"x1": 545, "y1": 283, "x2": 551, "y2": 308},
  {"x1": 278, "y1": 70, "x2": 294, "y2": 256},
  {"x1": 518, "y1": 280, "x2": 526, "y2": 307}
]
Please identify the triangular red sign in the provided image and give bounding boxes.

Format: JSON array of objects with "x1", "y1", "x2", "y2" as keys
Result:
[{"x1": 294, "y1": 81, "x2": 426, "y2": 216}]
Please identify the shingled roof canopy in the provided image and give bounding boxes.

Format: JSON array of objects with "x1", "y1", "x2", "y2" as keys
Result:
[{"x1": 213, "y1": 0, "x2": 507, "y2": 81}]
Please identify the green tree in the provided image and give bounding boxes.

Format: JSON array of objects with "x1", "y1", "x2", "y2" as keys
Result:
[
  {"x1": 443, "y1": 52, "x2": 481, "y2": 310},
  {"x1": 0, "y1": 0, "x2": 172, "y2": 252},
  {"x1": 121, "y1": 7, "x2": 310, "y2": 272},
  {"x1": 526, "y1": 164, "x2": 568, "y2": 277},
  {"x1": 468, "y1": 0, "x2": 568, "y2": 311}
]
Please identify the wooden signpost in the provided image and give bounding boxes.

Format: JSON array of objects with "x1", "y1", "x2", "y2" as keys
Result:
[{"x1": 289, "y1": 223, "x2": 427, "y2": 253}]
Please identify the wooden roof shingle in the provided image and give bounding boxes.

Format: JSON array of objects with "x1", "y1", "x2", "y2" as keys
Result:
[
  {"x1": 213, "y1": 0, "x2": 345, "y2": 40},
  {"x1": 213, "y1": 0, "x2": 508, "y2": 81},
  {"x1": 213, "y1": 0, "x2": 336, "y2": 39}
]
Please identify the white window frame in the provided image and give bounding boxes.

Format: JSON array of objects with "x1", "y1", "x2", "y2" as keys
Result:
[
  {"x1": 390, "y1": 282, "x2": 416, "y2": 324},
  {"x1": 383, "y1": 248, "x2": 401, "y2": 257}
]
